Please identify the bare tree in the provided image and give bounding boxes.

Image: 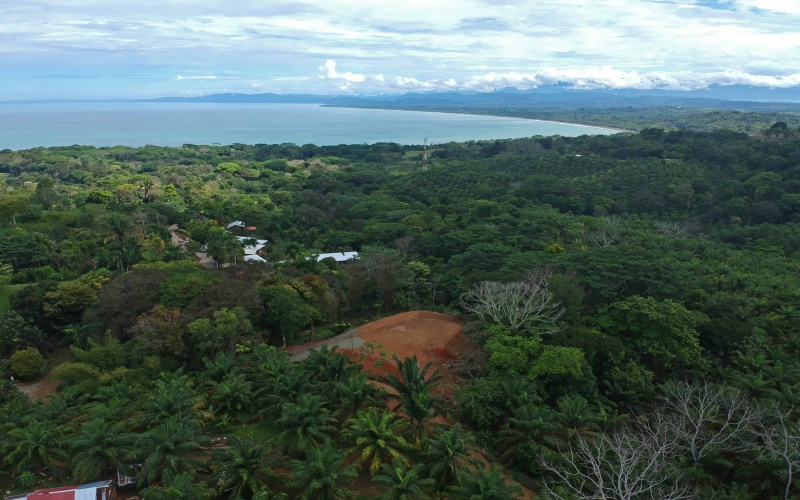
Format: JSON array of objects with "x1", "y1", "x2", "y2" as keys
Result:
[
  {"x1": 658, "y1": 380, "x2": 760, "y2": 463},
  {"x1": 588, "y1": 216, "x2": 622, "y2": 248},
  {"x1": 755, "y1": 404, "x2": 800, "y2": 500},
  {"x1": 460, "y1": 269, "x2": 564, "y2": 333},
  {"x1": 541, "y1": 412, "x2": 693, "y2": 500},
  {"x1": 655, "y1": 220, "x2": 686, "y2": 237}
]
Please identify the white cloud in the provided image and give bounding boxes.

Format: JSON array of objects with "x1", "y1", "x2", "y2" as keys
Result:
[
  {"x1": 1, "y1": 0, "x2": 799, "y2": 98},
  {"x1": 177, "y1": 75, "x2": 218, "y2": 80},
  {"x1": 319, "y1": 60, "x2": 365, "y2": 83},
  {"x1": 317, "y1": 61, "x2": 800, "y2": 92}
]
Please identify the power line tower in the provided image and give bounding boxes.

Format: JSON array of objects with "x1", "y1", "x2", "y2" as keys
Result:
[{"x1": 422, "y1": 138, "x2": 428, "y2": 172}]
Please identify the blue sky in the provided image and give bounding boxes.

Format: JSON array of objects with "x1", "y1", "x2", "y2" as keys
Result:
[{"x1": 1, "y1": 0, "x2": 799, "y2": 100}]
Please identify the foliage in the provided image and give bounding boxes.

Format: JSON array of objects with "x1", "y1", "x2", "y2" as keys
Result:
[
  {"x1": 0, "y1": 311, "x2": 44, "y2": 358},
  {"x1": 4, "y1": 125, "x2": 800, "y2": 497},
  {"x1": 9, "y1": 347, "x2": 45, "y2": 380}
]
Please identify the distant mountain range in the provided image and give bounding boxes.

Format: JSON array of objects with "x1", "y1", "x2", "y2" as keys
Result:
[
  {"x1": 5, "y1": 85, "x2": 800, "y2": 111},
  {"x1": 139, "y1": 85, "x2": 800, "y2": 111}
]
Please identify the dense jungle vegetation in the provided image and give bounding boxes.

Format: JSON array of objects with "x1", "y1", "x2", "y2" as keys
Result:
[
  {"x1": 2, "y1": 121, "x2": 800, "y2": 498},
  {"x1": 343, "y1": 104, "x2": 800, "y2": 134}
]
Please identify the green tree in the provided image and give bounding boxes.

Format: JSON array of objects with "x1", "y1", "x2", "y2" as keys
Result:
[
  {"x1": 277, "y1": 393, "x2": 337, "y2": 457},
  {"x1": 69, "y1": 419, "x2": 135, "y2": 483},
  {"x1": 381, "y1": 356, "x2": 445, "y2": 440},
  {"x1": 423, "y1": 423, "x2": 482, "y2": 490},
  {"x1": 187, "y1": 307, "x2": 254, "y2": 354},
  {"x1": 108, "y1": 237, "x2": 143, "y2": 272},
  {"x1": 140, "y1": 469, "x2": 215, "y2": 500},
  {"x1": 497, "y1": 404, "x2": 561, "y2": 469},
  {"x1": 259, "y1": 285, "x2": 314, "y2": 347},
  {"x1": 206, "y1": 229, "x2": 243, "y2": 267},
  {"x1": 0, "y1": 311, "x2": 44, "y2": 358},
  {"x1": 450, "y1": 465, "x2": 523, "y2": 500},
  {"x1": 9, "y1": 347, "x2": 45, "y2": 380},
  {"x1": 210, "y1": 436, "x2": 280, "y2": 499},
  {"x1": 344, "y1": 408, "x2": 411, "y2": 475},
  {"x1": 3, "y1": 420, "x2": 68, "y2": 473},
  {"x1": 598, "y1": 296, "x2": 708, "y2": 378},
  {"x1": 134, "y1": 420, "x2": 210, "y2": 485},
  {"x1": 288, "y1": 446, "x2": 359, "y2": 500},
  {"x1": 373, "y1": 461, "x2": 435, "y2": 500}
]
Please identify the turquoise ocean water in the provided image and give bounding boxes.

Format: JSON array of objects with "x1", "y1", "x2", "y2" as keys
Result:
[{"x1": 0, "y1": 102, "x2": 616, "y2": 150}]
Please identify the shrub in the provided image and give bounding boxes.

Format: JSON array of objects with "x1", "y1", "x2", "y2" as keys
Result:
[{"x1": 9, "y1": 347, "x2": 45, "y2": 380}]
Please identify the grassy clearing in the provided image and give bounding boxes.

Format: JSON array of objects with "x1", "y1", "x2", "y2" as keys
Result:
[
  {"x1": 0, "y1": 284, "x2": 26, "y2": 313},
  {"x1": 230, "y1": 420, "x2": 281, "y2": 442}
]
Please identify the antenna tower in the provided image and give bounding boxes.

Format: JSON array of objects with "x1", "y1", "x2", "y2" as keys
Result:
[{"x1": 422, "y1": 138, "x2": 428, "y2": 172}]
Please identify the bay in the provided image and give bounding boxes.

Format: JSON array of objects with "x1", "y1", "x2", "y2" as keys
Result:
[{"x1": 0, "y1": 102, "x2": 617, "y2": 150}]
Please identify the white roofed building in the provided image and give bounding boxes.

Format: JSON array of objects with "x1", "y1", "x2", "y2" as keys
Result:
[
  {"x1": 236, "y1": 236, "x2": 268, "y2": 256},
  {"x1": 315, "y1": 251, "x2": 359, "y2": 263}
]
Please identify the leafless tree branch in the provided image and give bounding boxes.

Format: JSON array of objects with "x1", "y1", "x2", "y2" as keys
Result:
[{"x1": 460, "y1": 268, "x2": 564, "y2": 333}]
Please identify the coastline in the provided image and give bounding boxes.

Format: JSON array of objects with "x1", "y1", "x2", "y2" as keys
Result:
[{"x1": 322, "y1": 104, "x2": 635, "y2": 134}]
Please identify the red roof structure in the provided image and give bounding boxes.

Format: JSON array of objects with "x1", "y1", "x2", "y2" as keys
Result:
[{"x1": 4, "y1": 480, "x2": 114, "y2": 500}]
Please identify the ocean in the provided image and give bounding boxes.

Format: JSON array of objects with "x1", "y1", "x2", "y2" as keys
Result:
[{"x1": 0, "y1": 102, "x2": 617, "y2": 150}]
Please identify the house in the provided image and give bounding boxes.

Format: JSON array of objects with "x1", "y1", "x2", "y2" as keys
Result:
[
  {"x1": 315, "y1": 251, "x2": 359, "y2": 263},
  {"x1": 226, "y1": 220, "x2": 245, "y2": 230},
  {"x1": 235, "y1": 236, "x2": 268, "y2": 256},
  {"x1": 244, "y1": 254, "x2": 268, "y2": 263},
  {"x1": 5, "y1": 480, "x2": 115, "y2": 500}
]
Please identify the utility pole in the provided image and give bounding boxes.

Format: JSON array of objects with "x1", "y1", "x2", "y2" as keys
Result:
[{"x1": 422, "y1": 138, "x2": 428, "y2": 172}]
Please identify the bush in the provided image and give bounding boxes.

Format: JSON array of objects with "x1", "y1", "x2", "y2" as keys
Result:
[{"x1": 9, "y1": 347, "x2": 45, "y2": 380}]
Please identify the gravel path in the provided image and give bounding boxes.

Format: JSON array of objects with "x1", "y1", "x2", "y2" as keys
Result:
[{"x1": 288, "y1": 329, "x2": 363, "y2": 361}]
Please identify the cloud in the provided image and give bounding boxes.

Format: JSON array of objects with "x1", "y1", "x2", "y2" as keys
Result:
[
  {"x1": 319, "y1": 60, "x2": 365, "y2": 83},
  {"x1": 177, "y1": 75, "x2": 218, "y2": 80},
  {"x1": 317, "y1": 60, "x2": 800, "y2": 92},
  {"x1": 1, "y1": 0, "x2": 798, "y2": 98}
]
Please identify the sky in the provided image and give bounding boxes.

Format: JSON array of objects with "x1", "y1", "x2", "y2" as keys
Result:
[{"x1": 1, "y1": 0, "x2": 799, "y2": 100}]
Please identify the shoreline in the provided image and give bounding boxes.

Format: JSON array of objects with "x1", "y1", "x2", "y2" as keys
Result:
[{"x1": 323, "y1": 104, "x2": 635, "y2": 134}]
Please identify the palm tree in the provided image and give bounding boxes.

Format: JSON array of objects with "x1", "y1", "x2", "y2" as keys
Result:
[
  {"x1": 277, "y1": 393, "x2": 337, "y2": 457},
  {"x1": 382, "y1": 356, "x2": 446, "y2": 439},
  {"x1": 148, "y1": 371, "x2": 203, "y2": 426},
  {"x1": 288, "y1": 446, "x2": 359, "y2": 500},
  {"x1": 450, "y1": 465, "x2": 523, "y2": 500},
  {"x1": 303, "y1": 347, "x2": 360, "y2": 389},
  {"x1": 109, "y1": 236, "x2": 142, "y2": 272},
  {"x1": 210, "y1": 436, "x2": 280, "y2": 499},
  {"x1": 134, "y1": 419, "x2": 210, "y2": 485},
  {"x1": 555, "y1": 394, "x2": 601, "y2": 442},
  {"x1": 344, "y1": 409, "x2": 411, "y2": 475},
  {"x1": 210, "y1": 374, "x2": 253, "y2": 416},
  {"x1": 422, "y1": 423, "x2": 481, "y2": 490},
  {"x1": 69, "y1": 419, "x2": 135, "y2": 482},
  {"x1": 100, "y1": 211, "x2": 134, "y2": 242},
  {"x1": 333, "y1": 372, "x2": 386, "y2": 424},
  {"x1": 373, "y1": 460, "x2": 435, "y2": 500},
  {"x1": 140, "y1": 469, "x2": 215, "y2": 500},
  {"x1": 3, "y1": 420, "x2": 68, "y2": 473},
  {"x1": 496, "y1": 404, "x2": 561, "y2": 469},
  {"x1": 259, "y1": 366, "x2": 311, "y2": 412},
  {"x1": 139, "y1": 177, "x2": 155, "y2": 203},
  {"x1": 202, "y1": 352, "x2": 240, "y2": 384}
]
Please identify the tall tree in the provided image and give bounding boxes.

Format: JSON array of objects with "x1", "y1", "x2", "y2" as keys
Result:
[
  {"x1": 210, "y1": 436, "x2": 280, "y2": 499},
  {"x1": 344, "y1": 409, "x2": 411, "y2": 475},
  {"x1": 372, "y1": 461, "x2": 435, "y2": 500},
  {"x1": 277, "y1": 393, "x2": 337, "y2": 457},
  {"x1": 288, "y1": 446, "x2": 359, "y2": 500},
  {"x1": 423, "y1": 423, "x2": 481, "y2": 490},
  {"x1": 69, "y1": 419, "x2": 135, "y2": 483}
]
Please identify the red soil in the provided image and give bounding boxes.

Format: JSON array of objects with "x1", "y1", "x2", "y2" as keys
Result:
[
  {"x1": 294, "y1": 311, "x2": 535, "y2": 499},
  {"x1": 337, "y1": 311, "x2": 471, "y2": 393}
]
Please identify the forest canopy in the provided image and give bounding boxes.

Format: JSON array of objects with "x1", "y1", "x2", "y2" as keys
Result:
[{"x1": 1, "y1": 122, "x2": 800, "y2": 498}]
